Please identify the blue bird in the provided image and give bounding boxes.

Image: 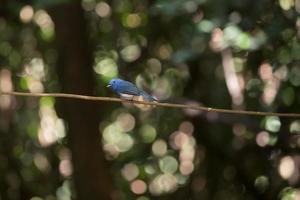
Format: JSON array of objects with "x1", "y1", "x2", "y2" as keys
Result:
[
  {"x1": 107, "y1": 79, "x2": 157, "y2": 110},
  {"x1": 107, "y1": 78, "x2": 158, "y2": 101}
]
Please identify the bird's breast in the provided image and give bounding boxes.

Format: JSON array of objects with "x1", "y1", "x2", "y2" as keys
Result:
[
  {"x1": 119, "y1": 93, "x2": 156, "y2": 111},
  {"x1": 120, "y1": 93, "x2": 135, "y2": 100}
]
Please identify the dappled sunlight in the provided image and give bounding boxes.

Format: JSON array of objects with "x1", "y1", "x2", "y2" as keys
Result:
[
  {"x1": 131, "y1": 179, "x2": 147, "y2": 195},
  {"x1": 279, "y1": 0, "x2": 294, "y2": 10},
  {"x1": 1, "y1": 0, "x2": 300, "y2": 199},
  {"x1": 95, "y1": 2, "x2": 111, "y2": 18},
  {"x1": 171, "y1": 131, "x2": 190, "y2": 149},
  {"x1": 94, "y1": 57, "x2": 119, "y2": 80},
  {"x1": 152, "y1": 139, "x2": 167, "y2": 157},
  {"x1": 81, "y1": 0, "x2": 96, "y2": 11},
  {"x1": 38, "y1": 97, "x2": 66, "y2": 147},
  {"x1": 198, "y1": 20, "x2": 215, "y2": 33},
  {"x1": 139, "y1": 124, "x2": 157, "y2": 143},
  {"x1": 159, "y1": 156, "x2": 178, "y2": 173},
  {"x1": 121, "y1": 163, "x2": 139, "y2": 181},
  {"x1": 210, "y1": 28, "x2": 224, "y2": 51},
  {"x1": 158, "y1": 44, "x2": 172, "y2": 60},
  {"x1": 290, "y1": 120, "x2": 300, "y2": 133},
  {"x1": 33, "y1": 10, "x2": 55, "y2": 41},
  {"x1": 120, "y1": 44, "x2": 141, "y2": 62},
  {"x1": 116, "y1": 112, "x2": 135, "y2": 132},
  {"x1": 33, "y1": 152, "x2": 51, "y2": 173},
  {"x1": 105, "y1": 119, "x2": 197, "y2": 197},
  {"x1": 103, "y1": 143, "x2": 120, "y2": 160},
  {"x1": 59, "y1": 159, "x2": 73, "y2": 178},
  {"x1": 102, "y1": 112, "x2": 136, "y2": 158},
  {"x1": 152, "y1": 77, "x2": 172, "y2": 100},
  {"x1": 180, "y1": 160, "x2": 194, "y2": 175},
  {"x1": 264, "y1": 116, "x2": 281, "y2": 133},
  {"x1": 22, "y1": 58, "x2": 45, "y2": 93},
  {"x1": 0, "y1": 69, "x2": 13, "y2": 110},
  {"x1": 123, "y1": 13, "x2": 142, "y2": 29},
  {"x1": 19, "y1": 5, "x2": 34, "y2": 23},
  {"x1": 254, "y1": 176, "x2": 269, "y2": 192},
  {"x1": 210, "y1": 25, "x2": 266, "y2": 51},
  {"x1": 58, "y1": 147, "x2": 73, "y2": 178},
  {"x1": 256, "y1": 131, "x2": 270, "y2": 147},
  {"x1": 221, "y1": 49, "x2": 244, "y2": 107},
  {"x1": 279, "y1": 187, "x2": 300, "y2": 200},
  {"x1": 149, "y1": 173, "x2": 178, "y2": 196},
  {"x1": 279, "y1": 156, "x2": 296, "y2": 180},
  {"x1": 259, "y1": 63, "x2": 287, "y2": 105},
  {"x1": 179, "y1": 121, "x2": 194, "y2": 135},
  {"x1": 289, "y1": 66, "x2": 300, "y2": 86},
  {"x1": 56, "y1": 180, "x2": 72, "y2": 200},
  {"x1": 146, "y1": 58, "x2": 162, "y2": 75}
]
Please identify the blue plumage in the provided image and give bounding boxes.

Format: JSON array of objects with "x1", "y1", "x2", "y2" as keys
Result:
[{"x1": 107, "y1": 78, "x2": 158, "y2": 102}]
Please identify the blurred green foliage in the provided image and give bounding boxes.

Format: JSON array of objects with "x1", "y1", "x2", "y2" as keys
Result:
[{"x1": 0, "y1": 0, "x2": 300, "y2": 200}]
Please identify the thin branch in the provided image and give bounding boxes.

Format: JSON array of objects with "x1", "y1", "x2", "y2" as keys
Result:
[{"x1": 1, "y1": 91, "x2": 300, "y2": 117}]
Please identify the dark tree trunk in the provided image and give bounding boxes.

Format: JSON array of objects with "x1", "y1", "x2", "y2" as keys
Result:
[{"x1": 48, "y1": 2, "x2": 112, "y2": 200}]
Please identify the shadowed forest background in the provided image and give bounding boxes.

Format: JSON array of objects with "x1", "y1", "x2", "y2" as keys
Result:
[{"x1": 0, "y1": 0, "x2": 300, "y2": 200}]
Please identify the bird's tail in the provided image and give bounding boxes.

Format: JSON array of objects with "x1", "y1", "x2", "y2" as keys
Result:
[{"x1": 140, "y1": 91, "x2": 158, "y2": 102}]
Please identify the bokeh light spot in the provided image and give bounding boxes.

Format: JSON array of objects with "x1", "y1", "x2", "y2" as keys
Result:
[
  {"x1": 152, "y1": 139, "x2": 167, "y2": 157},
  {"x1": 174, "y1": 131, "x2": 189, "y2": 150},
  {"x1": 159, "y1": 156, "x2": 178, "y2": 174},
  {"x1": 139, "y1": 124, "x2": 157, "y2": 143},
  {"x1": 59, "y1": 159, "x2": 73, "y2": 177},
  {"x1": 33, "y1": 153, "x2": 50, "y2": 173},
  {"x1": 34, "y1": 10, "x2": 55, "y2": 41},
  {"x1": 197, "y1": 20, "x2": 215, "y2": 33},
  {"x1": 279, "y1": 156, "x2": 295, "y2": 180},
  {"x1": 121, "y1": 45, "x2": 141, "y2": 62},
  {"x1": 179, "y1": 121, "x2": 194, "y2": 135},
  {"x1": 179, "y1": 160, "x2": 194, "y2": 175},
  {"x1": 149, "y1": 173, "x2": 178, "y2": 195},
  {"x1": 116, "y1": 133, "x2": 134, "y2": 152},
  {"x1": 0, "y1": 69, "x2": 13, "y2": 110},
  {"x1": 153, "y1": 77, "x2": 172, "y2": 100},
  {"x1": 121, "y1": 163, "x2": 139, "y2": 181},
  {"x1": 158, "y1": 44, "x2": 172, "y2": 60},
  {"x1": 290, "y1": 120, "x2": 300, "y2": 133},
  {"x1": 256, "y1": 131, "x2": 270, "y2": 147},
  {"x1": 144, "y1": 164, "x2": 156, "y2": 175},
  {"x1": 147, "y1": 58, "x2": 162, "y2": 74},
  {"x1": 130, "y1": 179, "x2": 147, "y2": 194},
  {"x1": 116, "y1": 113, "x2": 135, "y2": 132},
  {"x1": 125, "y1": 14, "x2": 142, "y2": 28},
  {"x1": 254, "y1": 176, "x2": 269, "y2": 192},
  {"x1": 20, "y1": 5, "x2": 34, "y2": 23},
  {"x1": 279, "y1": 0, "x2": 294, "y2": 10},
  {"x1": 265, "y1": 116, "x2": 281, "y2": 132},
  {"x1": 95, "y1": 2, "x2": 111, "y2": 17},
  {"x1": 179, "y1": 145, "x2": 195, "y2": 161},
  {"x1": 94, "y1": 57, "x2": 118, "y2": 79}
]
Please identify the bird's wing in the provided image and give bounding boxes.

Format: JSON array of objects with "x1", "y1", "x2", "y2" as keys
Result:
[
  {"x1": 117, "y1": 81, "x2": 142, "y2": 96},
  {"x1": 140, "y1": 90, "x2": 157, "y2": 101},
  {"x1": 116, "y1": 80, "x2": 157, "y2": 102}
]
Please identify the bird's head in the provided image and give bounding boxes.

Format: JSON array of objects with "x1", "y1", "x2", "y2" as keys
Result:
[{"x1": 107, "y1": 78, "x2": 122, "y2": 90}]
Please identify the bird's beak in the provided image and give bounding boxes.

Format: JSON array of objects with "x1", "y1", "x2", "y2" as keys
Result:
[{"x1": 107, "y1": 84, "x2": 111, "y2": 88}]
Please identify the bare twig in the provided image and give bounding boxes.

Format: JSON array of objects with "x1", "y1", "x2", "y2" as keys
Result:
[{"x1": 0, "y1": 91, "x2": 300, "y2": 117}]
